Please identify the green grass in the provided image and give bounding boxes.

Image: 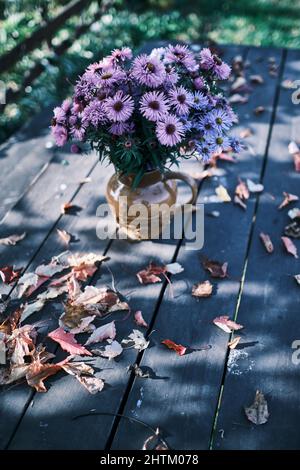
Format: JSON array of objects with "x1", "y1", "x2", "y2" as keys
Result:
[{"x1": 1, "y1": 0, "x2": 300, "y2": 144}]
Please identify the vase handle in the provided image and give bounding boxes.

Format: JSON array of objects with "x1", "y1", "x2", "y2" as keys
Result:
[{"x1": 163, "y1": 171, "x2": 198, "y2": 205}]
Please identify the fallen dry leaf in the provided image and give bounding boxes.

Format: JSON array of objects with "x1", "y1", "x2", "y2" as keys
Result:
[
  {"x1": 202, "y1": 258, "x2": 228, "y2": 278},
  {"x1": 288, "y1": 141, "x2": 299, "y2": 155},
  {"x1": 127, "y1": 363, "x2": 150, "y2": 378},
  {"x1": 0, "y1": 266, "x2": 22, "y2": 284},
  {"x1": 143, "y1": 428, "x2": 169, "y2": 451},
  {"x1": 254, "y1": 106, "x2": 265, "y2": 115},
  {"x1": 294, "y1": 274, "x2": 300, "y2": 285},
  {"x1": 137, "y1": 263, "x2": 165, "y2": 284},
  {"x1": 235, "y1": 179, "x2": 249, "y2": 200},
  {"x1": 228, "y1": 336, "x2": 241, "y2": 350},
  {"x1": 294, "y1": 153, "x2": 300, "y2": 172},
  {"x1": 239, "y1": 128, "x2": 253, "y2": 139},
  {"x1": 281, "y1": 236, "x2": 298, "y2": 258},
  {"x1": 0, "y1": 232, "x2": 26, "y2": 246},
  {"x1": 245, "y1": 390, "x2": 269, "y2": 425},
  {"x1": 165, "y1": 262, "x2": 184, "y2": 275},
  {"x1": 284, "y1": 220, "x2": 300, "y2": 239},
  {"x1": 192, "y1": 280, "x2": 213, "y2": 298},
  {"x1": 234, "y1": 195, "x2": 247, "y2": 210},
  {"x1": 228, "y1": 93, "x2": 248, "y2": 104},
  {"x1": 213, "y1": 316, "x2": 243, "y2": 333},
  {"x1": 122, "y1": 329, "x2": 149, "y2": 351},
  {"x1": 231, "y1": 76, "x2": 247, "y2": 92},
  {"x1": 250, "y1": 74, "x2": 264, "y2": 84},
  {"x1": 48, "y1": 327, "x2": 92, "y2": 356},
  {"x1": 278, "y1": 192, "x2": 299, "y2": 210},
  {"x1": 92, "y1": 339, "x2": 123, "y2": 360},
  {"x1": 161, "y1": 339, "x2": 186, "y2": 356},
  {"x1": 288, "y1": 208, "x2": 300, "y2": 220},
  {"x1": 85, "y1": 321, "x2": 116, "y2": 345},
  {"x1": 57, "y1": 228, "x2": 72, "y2": 245},
  {"x1": 215, "y1": 185, "x2": 231, "y2": 202},
  {"x1": 282, "y1": 79, "x2": 295, "y2": 89},
  {"x1": 134, "y1": 311, "x2": 148, "y2": 328},
  {"x1": 247, "y1": 179, "x2": 264, "y2": 193},
  {"x1": 61, "y1": 361, "x2": 104, "y2": 394},
  {"x1": 259, "y1": 233, "x2": 274, "y2": 253}
]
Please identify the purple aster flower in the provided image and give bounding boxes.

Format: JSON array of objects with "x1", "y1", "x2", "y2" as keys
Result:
[
  {"x1": 82, "y1": 99, "x2": 107, "y2": 128},
  {"x1": 195, "y1": 142, "x2": 213, "y2": 163},
  {"x1": 104, "y1": 91, "x2": 134, "y2": 122},
  {"x1": 165, "y1": 44, "x2": 198, "y2": 72},
  {"x1": 199, "y1": 48, "x2": 231, "y2": 80},
  {"x1": 61, "y1": 99, "x2": 72, "y2": 113},
  {"x1": 131, "y1": 54, "x2": 166, "y2": 88},
  {"x1": 209, "y1": 109, "x2": 233, "y2": 132},
  {"x1": 86, "y1": 61, "x2": 103, "y2": 73},
  {"x1": 109, "y1": 121, "x2": 135, "y2": 136},
  {"x1": 193, "y1": 77, "x2": 205, "y2": 90},
  {"x1": 51, "y1": 125, "x2": 68, "y2": 147},
  {"x1": 156, "y1": 114, "x2": 185, "y2": 147},
  {"x1": 207, "y1": 134, "x2": 230, "y2": 154},
  {"x1": 110, "y1": 47, "x2": 133, "y2": 63},
  {"x1": 71, "y1": 144, "x2": 81, "y2": 154},
  {"x1": 164, "y1": 64, "x2": 179, "y2": 86},
  {"x1": 214, "y1": 61, "x2": 231, "y2": 80},
  {"x1": 53, "y1": 106, "x2": 66, "y2": 124},
  {"x1": 70, "y1": 119, "x2": 86, "y2": 141},
  {"x1": 192, "y1": 91, "x2": 209, "y2": 110},
  {"x1": 169, "y1": 86, "x2": 193, "y2": 115},
  {"x1": 196, "y1": 115, "x2": 216, "y2": 136},
  {"x1": 96, "y1": 68, "x2": 127, "y2": 89},
  {"x1": 140, "y1": 91, "x2": 169, "y2": 122},
  {"x1": 229, "y1": 137, "x2": 243, "y2": 153},
  {"x1": 75, "y1": 72, "x2": 97, "y2": 102},
  {"x1": 180, "y1": 116, "x2": 193, "y2": 132},
  {"x1": 199, "y1": 48, "x2": 215, "y2": 70}
]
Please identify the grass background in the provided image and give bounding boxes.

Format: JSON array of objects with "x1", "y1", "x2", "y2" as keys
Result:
[{"x1": 0, "y1": 0, "x2": 299, "y2": 143}]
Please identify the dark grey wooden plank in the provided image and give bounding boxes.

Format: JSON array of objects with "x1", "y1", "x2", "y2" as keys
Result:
[
  {"x1": 0, "y1": 107, "x2": 56, "y2": 221},
  {"x1": 0, "y1": 158, "x2": 111, "y2": 449},
  {"x1": 0, "y1": 146, "x2": 99, "y2": 298},
  {"x1": 7, "y1": 159, "x2": 199, "y2": 450},
  {"x1": 111, "y1": 46, "x2": 284, "y2": 450},
  {"x1": 212, "y1": 48, "x2": 300, "y2": 450}
]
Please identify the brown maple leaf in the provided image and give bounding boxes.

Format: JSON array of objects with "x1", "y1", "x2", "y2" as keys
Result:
[
  {"x1": 202, "y1": 257, "x2": 228, "y2": 278},
  {"x1": 192, "y1": 280, "x2": 213, "y2": 298},
  {"x1": 0, "y1": 266, "x2": 23, "y2": 284}
]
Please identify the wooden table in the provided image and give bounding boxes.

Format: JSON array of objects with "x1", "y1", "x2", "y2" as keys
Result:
[{"x1": 0, "y1": 44, "x2": 299, "y2": 450}]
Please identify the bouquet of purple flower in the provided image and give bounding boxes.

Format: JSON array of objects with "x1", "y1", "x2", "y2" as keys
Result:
[{"x1": 51, "y1": 44, "x2": 240, "y2": 185}]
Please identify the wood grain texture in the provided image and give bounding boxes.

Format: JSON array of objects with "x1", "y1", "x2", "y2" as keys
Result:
[
  {"x1": 111, "y1": 46, "x2": 284, "y2": 450},
  {"x1": 212, "y1": 48, "x2": 300, "y2": 450},
  {"x1": 0, "y1": 108, "x2": 56, "y2": 221}
]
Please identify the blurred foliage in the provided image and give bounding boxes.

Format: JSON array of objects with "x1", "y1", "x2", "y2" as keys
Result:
[{"x1": 0, "y1": 0, "x2": 300, "y2": 143}]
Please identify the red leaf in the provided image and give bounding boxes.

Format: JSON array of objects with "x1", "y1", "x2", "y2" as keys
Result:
[
  {"x1": 136, "y1": 262, "x2": 166, "y2": 285},
  {"x1": 0, "y1": 266, "x2": 22, "y2": 284},
  {"x1": 281, "y1": 236, "x2": 298, "y2": 258},
  {"x1": 213, "y1": 316, "x2": 243, "y2": 333},
  {"x1": 48, "y1": 327, "x2": 92, "y2": 356},
  {"x1": 161, "y1": 339, "x2": 187, "y2": 356},
  {"x1": 202, "y1": 258, "x2": 228, "y2": 278},
  {"x1": 259, "y1": 233, "x2": 274, "y2": 253}
]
